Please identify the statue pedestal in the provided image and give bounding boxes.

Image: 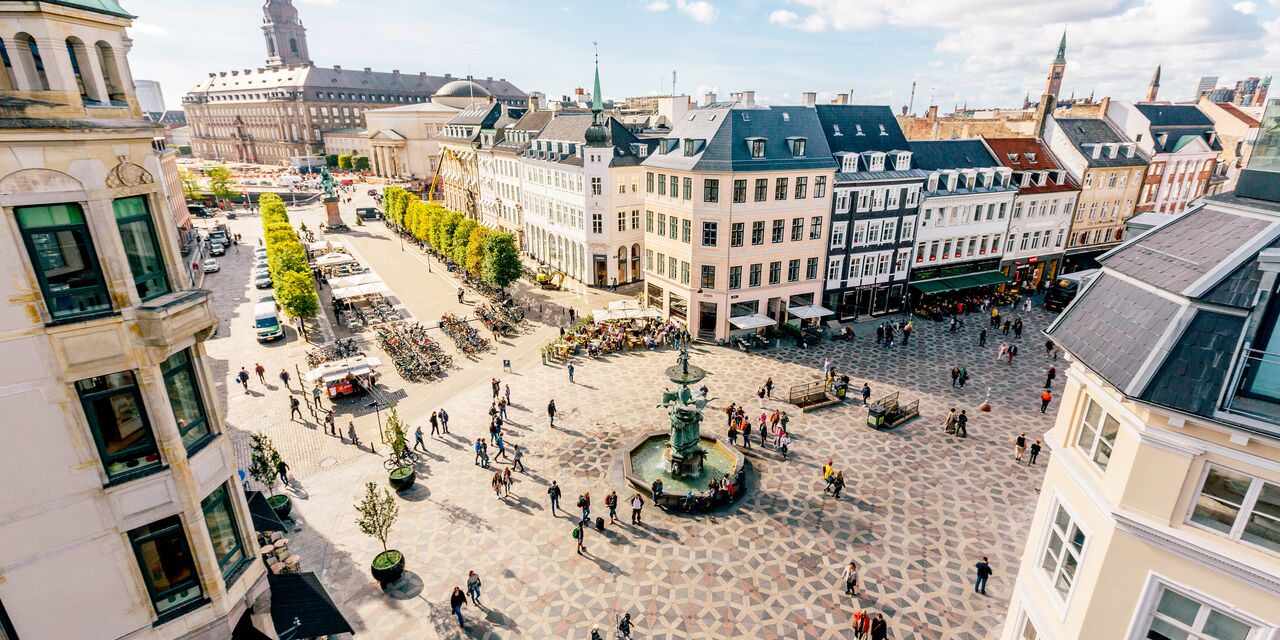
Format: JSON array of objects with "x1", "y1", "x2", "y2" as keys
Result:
[{"x1": 323, "y1": 197, "x2": 343, "y2": 227}]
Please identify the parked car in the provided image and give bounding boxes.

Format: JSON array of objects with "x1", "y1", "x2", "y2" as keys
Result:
[
  {"x1": 209, "y1": 242, "x2": 226, "y2": 256},
  {"x1": 356, "y1": 207, "x2": 382, "y2": 220},
  {"x1": 202, "y1": 258, "x2": 220, "y2": 273},
  {"x1": 367, "y1": 189, "x2": 378, "y2": 196},
  {"x1": 254, "y1": 266, "x2": 270, "y2": 280},
  {"x1": 254, "y1": 247, "x2": 267, "y2": 260},
  {"x1": 254, "y1": 274, "x2": 273, "y2": 289}
]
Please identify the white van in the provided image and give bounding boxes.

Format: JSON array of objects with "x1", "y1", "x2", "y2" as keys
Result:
[{"x1": 253, "y1": 301, "x2": 284, "y2": 342}]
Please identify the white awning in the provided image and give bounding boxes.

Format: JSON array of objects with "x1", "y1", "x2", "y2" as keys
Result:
[
  {"x1": 329, "y1": 273, "x2": 382, "y2": 289},
  {"x1": 308, "y1": 240, "x2": 346, "y2": 253},
  {"x1": 729, "y1": 313, "x2": 777, "y2": 329},
  {"x1": 331, "y1": 282, "x2": 390, "y2": 300},
  {"x1": 305, "y1": 355, "x2": 383, "y2": 382},
  {"x1": 314, "y1": 252, "x2": 356, "y2": 267},
  {"x1": 787, "y1": 304, "x2": 835, "y2": 319}
]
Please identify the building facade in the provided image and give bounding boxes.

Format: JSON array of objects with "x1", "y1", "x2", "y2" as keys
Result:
[
  {"x1": 1107, "y1": 102, "x2": 1221, "y2": 215},
  {"x1": 491, "y1": 110, "x2": 552, "y2": 243},
  {"x1": 1042, "y1": 116, "x2": 1148, "y2": 273},
  {"x1": 641, "y1": 100, "x2": 837, "y2": 341},
  {"x1": 984, "y1": 137, "x2": 1079, "y2": 290},
  {"x1": 1198, "y1": 98, "x2": 1262, "y2": 192},
  {"x1": 814, "y1": 105, "x2": 925, "y2": 320},
  {"x1": 435, "y1": 100, "x2": 526, "y2": 218},
  {"x1": 907, "y1": 140, "x2": 1018, "y2": 306},
  {"x1": 0, "y1": 2, "x2": 265, "y2": 638},
  {"x1": 1000, "y1": 126, "x2": 1280, "y2": 639},
  {"x1": 183, "y1": 0, "x2": 524, "y2": 165}
]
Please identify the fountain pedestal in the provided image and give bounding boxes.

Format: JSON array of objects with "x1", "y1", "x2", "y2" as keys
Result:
[{"x1": 662, "y1": 358, "x2": 708, "y2": 477}]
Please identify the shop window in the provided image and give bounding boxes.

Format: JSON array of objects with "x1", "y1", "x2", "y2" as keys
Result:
[
  {"x1": 114, "y1": 197, "x2": 171, "y2": 302},
  {"x1": 128, "y1": 516, "x2": 204, "y2": 619},
  {"x1": 16, "y1": 203, "x2": 112, "y2": 322},
  {"x1": 76, "y1": 371, "x2": 161, "y2": 483},
  {"x1": 162, "y1": 350, "x2": 213, "y2": 452}
]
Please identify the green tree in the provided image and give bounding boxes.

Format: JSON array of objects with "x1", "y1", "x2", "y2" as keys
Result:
[
  {"x1": 354, "y1": 482, "x2": 398, "y2": 554},
  {"x1": 465, "y1": 226, "x2": 487, "y2": 275},
  {"x1": 450, "y1": 218, "x2": 477, "y2": 266},
  {"x1": 276, "y1": 270, "x2": 319, "y2": 333},
  {"x1": 176, "y1": 145, "x2": 192, "y2": 156},
  {"x1": 382, "y1": 406, "x2": 407, "y2": 459},
  {"x1": 205, "y1": 166, "x2": 235, "y2": 205},
  {"x1": 483, "y1": 232, "x2": 523, "y2": 290},
  {"x1": 248, "y1": 432, "x2": 283, "y2": 502},
  {"x1": 325, "y1": 154, "x2": 339, "y2": 168},
  {"x1": 352, "y1": 156, "x2": 370, "y2": 171},
  {"x1": 338, "y1": 154, "x2": 353, "y2": 170},
  {"x1": 178, "y1": 169, "x2": 203, "y2": 201}
]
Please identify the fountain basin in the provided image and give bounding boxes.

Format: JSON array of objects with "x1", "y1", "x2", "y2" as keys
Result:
[{"x1": 622, "y1": 433, "x2": 747, "y2": 513}]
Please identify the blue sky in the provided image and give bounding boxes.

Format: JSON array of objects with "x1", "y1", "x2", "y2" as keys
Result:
[{"x1": 125, "y1": 0, "x2": 1279, "y2": 111}]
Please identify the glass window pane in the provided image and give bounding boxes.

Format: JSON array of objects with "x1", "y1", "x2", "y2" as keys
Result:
[
  {"x1": 201, "y1": 486, "x2": 246, "y2": 577},
  {"x1": 17, "y1": 204, "x2": 112, "y2": 320},
  {"x1": 1155, "y1": 589, "x2": 1200, "y2": 626},
  {"x1": 1203, "y1": 610, "x2": 1251, "y2": 640},
  {"x1": 1242, "y1": 483, "x2": 1280, "y2": 551},
  {"x1": 1069, "y1": 526, "x2": 1087, "y2": 554},
  {"x1": 129, "y1": 517, "x2": 202, "y2": 614},
  {"x1": 162, "y1": 351, "x2": 210, "y2": 450},
  {"x1": 76, "y1": 371, "x2": 160, "y2": 479},
  {"x1": 1146, "y1": 617, "x2": 1190, "y2": 640},
  {"x1": 1020, "y1": 618, "x2": 1038, "y2": 640},
  {"x1": 1191, "y1": 468, "x2": 1250, "y2": 532},
  {"x1": 117, "y1": 218, "x2": 169, "y2": 301},
  {"x1": 1055, "y1": 505, "x2": 1071, "y2": 532}
]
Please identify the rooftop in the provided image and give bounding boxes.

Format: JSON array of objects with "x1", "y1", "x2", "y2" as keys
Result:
[
  {"x1": 1054, "y1": 117, "x2": 1148, "y2": 168},
  {"x1": 641, "y1": 103, "x2": 836, "y2": 173}
]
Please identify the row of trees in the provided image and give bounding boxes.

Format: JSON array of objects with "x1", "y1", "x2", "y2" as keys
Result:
[
  {"x1": 325, "y1": 154, "x2": 371, "y2": 171},
  {"x1": 382, "y1": 187, "x2": 523, "y2": 290},
  {"x1": 260, "y1": 193, "x2": 320, "y2": 330},
  {"x1": 179, "y1": 166, "x2": 236, "y2": 205}
]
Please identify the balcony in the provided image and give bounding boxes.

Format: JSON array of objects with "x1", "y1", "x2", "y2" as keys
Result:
[{"x1": 131, "y1": 289, "x2": 217, "y2": 347}]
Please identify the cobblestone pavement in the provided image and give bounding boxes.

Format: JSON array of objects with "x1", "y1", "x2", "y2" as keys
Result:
[{"x1": 277, "y1": 301, "x2": 1060, "y2": 639}]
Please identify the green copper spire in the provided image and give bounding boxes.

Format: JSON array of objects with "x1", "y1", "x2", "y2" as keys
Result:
[
  {"x1": 592, "y1": 45, "x2": 603, "y2": 119},
  {"x1": 585, "y1": 43, "x2": 609, "y2": 147},
  {"x1": 1054, "y1": 31, "x2": 1067, "y2": 65}
]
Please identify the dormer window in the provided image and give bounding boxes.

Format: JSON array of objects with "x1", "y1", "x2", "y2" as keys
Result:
[
  {"x1": 782, "y1": 112, "x2": 791, "y2": 122},
  {"x1": 1020, "y1": 172, "x2": 1031, "y2": 187},
  {"x1": 855, "y1": 124, "x2": 864, "y2": 136},
  {"x1": 1008, "y1": 153, "x2": 1020, "y2": 164},
  {"x1": 946, "y1": 173, "x2": 958, "y2": 191},
  {"x1": 840, "y1": 154, "x2": 857, "y2": 173},
  {"x1": 878, "y1": 124, "x2": 888, "y2": 136},
  {"x1": 787, "y1": 137, "x2": 806, "y2": 157},
  {"x1": 866, "y1": 152, "x2": 885, "y2": 171},
  {"x1": 684, "y1": 139, "x2": 697, "y2": 156},
  {"x1": 982, "y1": 173, "x2": 993, "y2": 189},
  {"x1": 1108, "y1": 144, "x2": 1119, "y2": 159},
  {"x1": 928, "y1": 175, "x2": 939, "y2": 192},
  {"x1": 832, "y1": 124, "x2": 842, "y2": 136},
  {"x1": 1056, "y1": 170, "x2": 1066, "y2": 185},
  {"x1": 1037, "y1": 171, "x2": 1048, "y2": 187},
  {"x1": 893, "y1": 152, "x2": 911, "y2": 171},
  {"x1": 1025, "y1": 152, "x2": 1037, "y2": 164},
  {"x1": 747, "y1": 138, "x2": 766, "y2": 158}
]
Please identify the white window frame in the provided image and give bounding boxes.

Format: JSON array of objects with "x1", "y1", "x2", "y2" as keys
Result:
[
  {"x1": 1186, "y1": 463, "x2": 1280, "y2": 556},
  {"x1": 1035, "y1": 496, "x2": 1091, "y2": 608},
  {"x1": 887, "y1": 188, "x2": 900, "y2": 208},
  {"x1": 830, "y1": 222, "x2": 848, "y2": 248},
  {"x1": 1076, "y1": 397, "x2": 1121, "y2": 473},
  {"x1": 1126, "y1": 575, "x2": 1270, "y2": 640},
  {"x1": 851, "y1": 222, "x2": 867, "y2": 246},
  {"x1": 826, "y1": 256, "x2": 843, "y2": 283},
  {"x1": 846, "y1": 256, "x2": 862, "y2": 279}
]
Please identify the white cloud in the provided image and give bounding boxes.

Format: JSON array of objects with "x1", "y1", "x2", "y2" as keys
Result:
[
  {"x1": 1232, "y1": 1, "x2": 1258, "y2": 13},
  {"x1": 296, "y1": 0, "x2": 339, "y2": 4},
  {"x1": 676, "y1": 0, "x2": 719, "y2": 23},
  {"x1": 129, "y1": 21, "x2": 168, "y2": 37},
  {"x1": 645, "y1": 0, "x2": 670, "y2": 10}
]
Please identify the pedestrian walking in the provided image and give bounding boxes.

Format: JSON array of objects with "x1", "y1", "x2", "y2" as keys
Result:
[
  {"x1": 1045, "y1": 338, "x2": 1056, "y2": 357},
  {"x1": 1044, "y1": 366, "x2": 1057, "y2": 389},
  {"x1": 577, "y1": 492, "x2": 591, "y2": 523},
  {"x1": 474, "y1": 439, "x2": 486, "y2": 466},
  {"x1": 572, "y1": 520, "x2": 586, "y2": 554},
  {"x1": 276, "y1": 458, "x2": 291, "y2": 487},
  {"x1": 741, "y1": 421, "x2": 752, "y2": 448},
  {"x1": 822, "y1": 357, "x2": 833, "y2": 378},
  {"x1": 456, "y1": 287, "x2": 465, "y2": 304},
  {"x1": 1002, "y1": 318, "x2": 1011, "y2": 335},
  {"x1": 875, "y1": 324, "x2": 884, "y2": 345},
  {"x1": 822, "y1": 461, "x2": 834, "y2": 491},
  {"x1": 347, "y1": 422, "x2": 360, "y2": 446},
  {"x1": 605, "y1": 490, "x2": 619, "y2": 524},
  {"x1": 979, "y1": 327, "x2": 988, "y2": 347},
  {"x1": 997, "y1": 342, "x2": 1008, "y2": 363},
  {"x1": 279, "y1": 368, "x2": 291, "y2": 389},
  {"x1": 1029, "y1": 440, "x2": 1042, "y2": 465},
  {"x1": 958, "y1": 367, "x2": 969, "y2": 389},
  {"x1": 943, "y1": 408, "x2": 958, "y2": 434},
  {"x1": 902, "y1": 320, "x2": 912, "y2": 345},
  {"x1": 466, "y1": 571, "x2": 482, "y2": 606},
  {"x1": 840, "y1": 560, "x2": 859, "y2": 596},
  {"x1": 548, "y1": 399, "x2": 557, "y2": 427},
  {"x1": 765, "y1": 376, "x2": 775, "y2": 398},
  {"x1": 289, "y1": 396, "x2": 302, "y2": 420},
  {"x1": 450, "y1": 587, "x2": 467, "y2": 627},
  {"x1": 238, "y1": 367, "x2": 250, "y2": 393},
  {"x1": 255, "y1": 363, "x2": 266, "y2": 384},
  {"x1": 429, "y1": 411, "x2": 440, "y2": 436},
  {"x1": 1015, "y1": 432, "x2": 1027, "y2": 461},
  {"x1": 311, "y1": 384, "x2": 323, "y2": 408},
  {"x1": 956, "y1": 410, "x2": 969, "y2": 437},
  {"x1": 831, "y1": 471, "x2": 845, "y2": 499},
  {"x1": 757, "y1": 386, "x2": 766, "y2": 407},
  {"x1": 629, "y1": 492, "x2": 644, "y2": 524},
  {"x1": 504, "y1": 383, "x2": 511, "y2": 405},
  {"x1": 727, "y1": 424, "x2": 738, "y2": 447},
  {"x1": 494, "y1": 434, "x2": 508, "y2": 461},
  {"x1": 975, "y1": 556, "x2": 994, "y2": 594},
  {"x1": 951, "y1": 366, "x2": 961, "y2": 387},
  {"x1": 871, "y1": 613, "x2": 888, "y2": 640},
  {"x1": 567, "y1": 362, "x2": 575, "y2": 383},
  {"x1": 617, "y1": 613, "x2": 633, "y2": 640},
  {"x1": 512, "y1": 444, "x2": 525, "y2": 472},
  {"x1": 862, "y1": 382, "x2": 871, "y2": 406},
  {"x1": 547, "y1": 480, "x2": 562, "y2": 514},
  {"x1": 491, "y1": 377, "x2": 500, "y2": 399},
  {"x1": 1040, "y1": 389, "x2": 1053, "y2": 413},
  {"x1": 1013, "y1": 317, "x2": 1023, "y2": 339},
  {"x1": 853, "y1": 611, "x2": 871, "y2": 639},
  {"x1": 439, "y1": 407, "x2": 450, "y2": 433},
  {"x1": 414, "y1": 425, "x2": 426, "y2": 451},
  {"x1": 491, "y1": 470, "x2": 503, "y2": 498},
  {"x1": 498, "y1": 397, "x2": 508, "y2": 420},
  {"x1": 324, "y1": 410, "x2": 336, "y2": 435}
]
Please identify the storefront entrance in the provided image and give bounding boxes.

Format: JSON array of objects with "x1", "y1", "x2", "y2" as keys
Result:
[
  {"x1": 698, "y1": 301, "x2": 718, "y2": 341},
  {"x1": 593, "y1": 255, "x2": 607, "y2": 287},
  {"x1": 836, "y1": 284, "x2": 905, "y2": 320}
]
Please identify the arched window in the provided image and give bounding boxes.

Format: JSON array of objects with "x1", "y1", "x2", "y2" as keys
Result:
[
  {"x1": 265, "y1": 35, "x2": 276, "y2": 57},
  {"x1": 289, "y1": 38, "x2": 298, "y2": 54},
  {"x1": 14, "y1": 33, "x2": 49, "y2": 90},
  {"x1": 65, "y1": 37, "x2": 95, "y2": 101},
  {"x1": 94, "y1": 41, "x2": 125, "y2": 102},
  {"x1": 0, "y1": 38, "x2": 18, "y2": 91}
]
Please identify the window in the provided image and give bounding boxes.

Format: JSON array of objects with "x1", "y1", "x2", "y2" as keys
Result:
[
  {"x1": 114, "y1": 197, "x2": 170, "y2": 302},
  {"x1": 77, "y1": 371, "x2": 160, "y2": 482},
  {"x1": 827, "y1": 257, "x2": 843, "y2": 281},
  {"x1": 657, "y1": 213, "x2": 667, "y2": 237},
  {"x1": 658, "y1": 174, "x2": 666, "y2": 196},
  {"x1": 749, "y1": 263, "x2": 761, "y2": 287},
  {"x1": 670, "y1": 175, "x2": 679, "y2": 198},
  {"x1": 814, "y1": 176, "x2": 827, "y2": 198},
  {"x1": 618, "y1": 212, "x2": 627, "y2": 232},
  {"x1": 681, "y1": 219, "x2": 691, "y2": 243},
  {"x1": 592, "y1": 212, "x2": 603, "y2": 234},
  {"x1": 751, "y1": 221, "x2": 765, "y2": 245},
  {"x1": 795, "y1": 177, "x2": 808, "y2": 199},
  {"x1": 733, "y1": 179, "x2": 746, "y2": 203},
  {"x1": 749, "y1": 139, "x2": 765, "y2": 158},
  {"x1": 704, "y1": 179, "x2": 719, "y2": 202},
  {"x1": 668, "y1": 215, "x2": 677, "y2": 239},
  {"x1": 201, "y1": 484, "x2": 248, "y2": 580},
  {"x1": 16, "y1": 203, "x2": 111, "y2": 321},
  {"x1": 831, "y1": 222, "x2": 847, "y2": 248},
  {"x1": 646, "y1": 172, "x2": 654, "y2": 192},
  {"x1": 806, "y1": 257, "x2": 818, "y2": 279},
  {"x1": 1040, "y1": 503, "x2": 1087, "y2": 600},
  {"x1": 700, "y1": 265, "x2": 716, "y2": 289},
  {"x1": 775, "y1": 178, "x2": 789, "y2": 200},
  {"x1": 591, "y1": 177, "x2": 602, "y2": 195},
  {"x1": 646, "y1": 249, "x2": 653, "y2": 270},
  {"x1": 631, "y1": 210, "x2": 640, "y2": 229},
  {"x1": 656, "y1": 253, "x2": 666, "y2": 276},
  {"x1": 1142, "y1": 585, "x2": 1258, "y2": 640},
  {"x1": 162, "y1": 350, "x2": 212, "y2": 452},
  {"x1": 809, "y1": 216, "x2": 823, "y2": 240},
  {"x1": 788, "y1": 138, "x2": 806, "y2": 156},
  {"x1": 728, "y1": 266, "x2": 742, "y2": 289},
  {"x1": 128, "y1": 516, "x2": 203, "y2": 617},
  {"x1": 702, "y1": 221, "x2": 718, "y2": 246},
  {"x1": 730, "y1": 222, "x2": 744, "y2": 247},
  {"x1": 770, "y1": 219, "x2": 784, "y2": 243},
  {"x1": 754, "y1": 179, "x2": 768, "y2": 202},
  {"x1": 867, "y1": 222, "x2": 881, "y2": 244},
  {"x1": 849, "y1": 256, "x2": 863, "y2": 277},
  {"x1": 901, "y1": 220, "x2": 914, "y2": 241},
  {"x1": 1190, "y1": 466, "x2": 1280, "y2": 554},
  {"x1": 1076, "y1": 399, "x2": 1120, "y2": 472},
  {"x1": 788, "y1": 259, "x2": 800, "y2": 282},
  {"x1": 646, "y1": 210, "x2": 654, "y2": 232},
  {"x1": 1018, "y1": 615, "x2": 1040, "y2": 640},
  {"x1": 769, "y1": 261, "x2": 781, "y2": 284},
  {"x1": 680, "y1": 261, "x2": 690, "y2": 285}
]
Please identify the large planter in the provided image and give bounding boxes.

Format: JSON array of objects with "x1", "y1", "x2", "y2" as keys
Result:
[
  {"x1": 388, "y1": 466, "x2": 416, "y2": 491},
  {"x1": 267, "y1": 494, "x2": 292, "y2": 519},
  {"x1": 371, "y1": 549, "x2": 405, "y2": 584}
]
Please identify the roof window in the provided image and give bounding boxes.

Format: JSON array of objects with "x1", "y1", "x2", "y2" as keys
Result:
[
  {"x1": 832, "y1": 124, "x2": 842, "y2": 136},
  {"x1": 782, "y1": 112, "x2": 791, "y2": 122},
  {"x1": 741, "y1": 112, "x2": 751, "y2": 122},
  {"x1": 746, "y1": 137, "x2": 766, "y2": 158},
  {"x1": 879, "y1": 124, "x2": 888, "y2": 136},
  {"x1": 1008, "y1": 153, "x2": 1020, "y2": 164},
  {"x1": 855, "y1": 124, "x2": 864, "y2": 136}
]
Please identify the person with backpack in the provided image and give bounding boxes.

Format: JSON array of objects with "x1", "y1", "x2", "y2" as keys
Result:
[
  {"x1": 254, "y1": 363, "x2": 266, "y2": 384},
  {"x1": 577, "y1": 492, "x2": 591, "y2": 523},
  {"x1": 572, "y1": 520, "x2": 586, "y2": 554},
  {"x1": 547, "y1": 480, "x2": 562, "y2": 514}
]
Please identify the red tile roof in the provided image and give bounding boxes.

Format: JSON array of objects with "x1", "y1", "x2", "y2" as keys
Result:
[{"x1": 983, "y1": 137, "x2": 1079, "y2": 194}]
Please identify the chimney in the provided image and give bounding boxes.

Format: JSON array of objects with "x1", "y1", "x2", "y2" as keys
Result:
[
  {"x1": 364, "y1": 67, "x2": 372, "y2": 73},
  {"x1": 847, "y1": 89, "x2": 855, "y2": 104},
  {"x1": 444, "y1": 73, "x2": 452, "y2": 79},
  {"x1": 1099, "y1": 95, "x2": 1110, "y2": 116},
  {"x1": 801, "y1": 92, "x2": 816, "y2": 107},
  {"x1": 926, "y1": 105, "x2": 938, "y2": 120},
  {"x1": 833, "y1": 94, "x2": 847, "y2": 105},
  {"x1": 704, "y1": 91, "x2": 717, "y2": 105},
  {"x1": 729, "y1": 92, "x2": 742, "y2": 103},
  {"x1": 420, "y1": 72, "x2": 427, "y2": 79},
  {"x1": 257, "y1": 68, "x2": 265, "y2": 73},
  {"x1": 209, "y1": 72, "x2": 216, "y2": 77},
  {"x1": 742, "y1": 91, "x2": 756, "y2": 107},
  {"x1": 901, "y1": 105, "x2": 908, "y2": 116},
  {"x1": 487, "y1": 76, "x2": 493, "y2": 81},
  {"x1": 393, "y1": 70, "x2": 400, "y2": 76},
  {"x1": 334, "y1": 65, "x2": 342, "y2": 71},
  {"x1": 529, "y1": 95, "x2": 541, "y2": 111}
]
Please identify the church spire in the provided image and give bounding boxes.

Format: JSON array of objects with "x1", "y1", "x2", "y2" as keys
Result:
[
  {"x1": 263, "y1": 0, "x2": 311, "y2": 68},
  {"x1": 591, "y1": 43, "x2": 603, "y2": 119},
  {"x1": 1054, "y1": 31, "x2": 1067, "y2": 65},
  {"x1": 1043, "y1": 29, "x2": 1067, "y2": 100},
  {"x1": 1144, "y1": 64, "x2": 1161, "y2": 102},
  {"x1": 585, "y1": 43, "x2": 609, "y2": 147}
]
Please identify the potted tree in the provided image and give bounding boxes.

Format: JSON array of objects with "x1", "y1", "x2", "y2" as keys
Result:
[
  {"x1": 355, "y1": 482, "x2": 403, "y2": 583},
  {"x1": 249, "y1": 432, "x2": 291, "y2": 519},
  {"x1": 383, "y1": 407, "x2": 416, "y2": 491}
]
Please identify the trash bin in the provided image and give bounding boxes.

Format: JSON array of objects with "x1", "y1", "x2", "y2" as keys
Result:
[{"x1": 867, "y1": 403, "x2": 886, "y2": 428}]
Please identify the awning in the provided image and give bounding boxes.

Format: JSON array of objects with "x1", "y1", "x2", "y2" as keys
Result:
[
  {"x1": 787, "y1": 304, "x2": 834, "y2": 319},
  {"x1": 266, "y1": 572, "x2": 354, "y2": 639},
  {"x1": 305, "y1": 355, "x2": 383, "y2": 382},
  {"x1": 314, "y1": 252, "x2": 356, "y2": 267},
  {"x1": 307, "y1": 240, "x2": 345, "y2": 254},
  {"x1": 729, "y1": 313, "x2": 777, "y2": 329},
  {"x1": 246, "y1": 491, "x2": 288, "y2": 533},
  {"x1": 329, "y1": 272, "x2": 382, "y2": 289},
  {"x1": 331, "y1": 282, "x2": 391, "y2": 300},
  {"x1": 911, "y1": 270, "x2": 1011, "y2": 295}
]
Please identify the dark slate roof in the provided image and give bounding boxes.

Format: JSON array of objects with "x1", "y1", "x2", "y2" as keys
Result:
[
  {"x1": 1055, "y1": 118, "x2": 1148, "y2": 168},
  {"x1": 1135, "y1": 103, "x2": 1213, "y2": 127},
  {"x1": 1048, "y1": 272, "x2": 1181, "y2": 391},
  {"x1": 642, "y1": 104, "x2": 837, "y2": 173},
  {"x1": 1101, "y1": 205, "x2": 1273, "y2": 297},
  {"x1": 1139, "y1": 310, "x2": 1244, "y2": 416},
  {"x1": 494, "y1": 110, "x2": 554, "y2": 154},
  {"x1": 909, "y1": 140, "x2": 1000, "y2": 170},
  {"x1": 523, "y1": 115, "x2": 653, "y2": 167},
  {"x1": 813, "y1": 105, "x2": 910, "y2": 155},
  {"x1": 443, "y1": 103, "x2": 525, "y2": 131},
  {"x1": 834, "y1": 169, "x2": 929, "y2": 184},
  {"x1": 1150, "y1": 126, "x2": 1222, "y2": 153},
  {"x1": 187, "y1": 67, "x2": 525, "y2": 102}
]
